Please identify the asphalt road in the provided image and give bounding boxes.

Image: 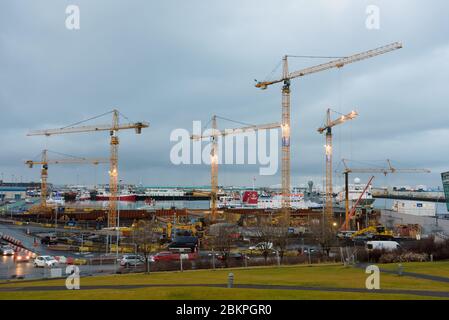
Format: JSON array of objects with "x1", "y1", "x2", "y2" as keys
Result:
[
  {"x1": 0, "y1": 255, "x2": 118, "y2": 280},
  {"x1": 0, "y1": 223, "x2": 119, "y2": 280}
]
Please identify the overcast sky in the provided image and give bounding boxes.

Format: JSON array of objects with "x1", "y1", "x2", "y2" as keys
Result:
[{"x1": 1, "y1": 0, "x2": 448, "y2": 189}]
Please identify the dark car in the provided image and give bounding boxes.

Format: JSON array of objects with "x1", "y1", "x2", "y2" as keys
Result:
[
  {"x1": 40, "y1": 236, "x2": 58, "y2": 245},
  {"x1": 167, "y1": 236, "x2": 198, "y2": 253},
  {"x1": 217, "y1": 252, "x2": 248, "y2": 261}
]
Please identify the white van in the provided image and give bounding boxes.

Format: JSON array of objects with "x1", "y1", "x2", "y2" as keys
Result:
[{"x1": 366, "y1": 241, "x2": 400, "y2": 252}]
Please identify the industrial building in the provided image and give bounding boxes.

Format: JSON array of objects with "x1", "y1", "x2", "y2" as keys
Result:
[
  {"x1": 442, "y1": 172, "x2": 449, "y2": 211},
  {"x1": 0, "y1": 186, "x2": 27, "y2": 201}
]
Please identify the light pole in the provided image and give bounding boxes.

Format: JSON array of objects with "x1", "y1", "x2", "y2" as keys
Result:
[
  {"x1": 54, "y1": 203, "x2": 58, "y2": 235},
  {"x1": 115, "y1": 179, "x2": 122, "y2": 271}
]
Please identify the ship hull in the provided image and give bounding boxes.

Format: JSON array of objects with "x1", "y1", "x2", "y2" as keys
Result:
[{"x1": 95, "y1": 195, "x2": 137, "y2": 202}]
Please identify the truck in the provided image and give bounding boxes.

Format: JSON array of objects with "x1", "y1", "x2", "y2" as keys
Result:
[
  {"x1": 366, "y1": 241, "x2": 400, "y2": 252},
  {"x1": 167, "y1": 236, "x2": 198, "y2": 253}
]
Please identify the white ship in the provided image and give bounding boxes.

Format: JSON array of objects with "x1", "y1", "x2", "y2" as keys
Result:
[
  {"x1": 216, "y1": 191, "x2": 322, "y2": 210},
  {"x1": 217, "y1": 195, "x2": 243, "y2": 209},
  {"x1": 257, "y1": 193, "x2": 321, "y2": 210},
  {"x1": 335, "y1": 178, "x2": 375, "y2": 208},
  {"x1": 144, "y1": 188, "x2": 186, "y2": 197},
  {"x1": 47, "y1": 196, "x2": 65, "y2": 206},
  {"x1": 76, "y1": 190, "x2": 92, "y2": 201}
]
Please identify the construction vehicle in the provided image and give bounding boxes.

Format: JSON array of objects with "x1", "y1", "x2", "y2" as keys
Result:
[
  {"x1": 255, "y1": 42, "x2": 402, "y2": 221},
  {"x1": 191, "y1": 115, "x2": 280, "y2": 221},
  {"x1": 341, "y1": 176, "x2": 375, "y2": 231},
  {"x1": 167, "y1": 222, "x2": 201, "y2": 238},
  {"x1": 340, "y1": 159, "x2": 431, "y2": 230},
  {"x1": 318, "y1": 109, "x2": 358, "y2": 219},
  {"x1": 27, "y1": 110, "x2": 149, "y2": 227},
  {"x1": 25, "y1": 149, "x2": 108, "y2": 213},
  {"x1": 351, "y1": 225, "x2": 394, "y2": 241}
]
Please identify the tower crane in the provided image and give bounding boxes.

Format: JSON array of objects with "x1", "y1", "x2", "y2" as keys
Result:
[
  {"x1": 318, "y1": 109, "x2": 358, "y2": 219},
  {"x1": 27, "y1": 110, "x2": 149, "y2": 227},
  {"x1": 25, "y1": 149, "x2": 108, "y2": 211},
  {"x1": 191, "y1": 115, "x2": 280, "y2": 221},
  {"x1": 340, "y1": 159, "x2": 431, "y2": 230},
  {"x1": 255, "y1": 42, "x2": 402, "y2": 221}
]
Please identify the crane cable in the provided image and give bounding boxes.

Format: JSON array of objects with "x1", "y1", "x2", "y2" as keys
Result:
[{"x1": 61, "y1": 110, "x2": 134, "y2": 130}]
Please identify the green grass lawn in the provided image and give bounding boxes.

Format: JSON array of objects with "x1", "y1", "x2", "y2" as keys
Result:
[
  {"x1": 379, "y1": 261, "x2": 449, "y2": 278},
  {"x1": 1, "y1": 262, "x2": 448, "y2": 300}
]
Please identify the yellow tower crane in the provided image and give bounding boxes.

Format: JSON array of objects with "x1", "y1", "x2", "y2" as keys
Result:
[
  {"x1": 25, "y1": 149, "x2": 108, "y2": 211},
  {"x1": 318, "y1": 109, "x2": 358, "y2": 219},
  {"x1": 255, "y1": 42, "x2": 402, "y2": 221},
  {"x1": 27, "y1": 110, "x2": 149, "y2": 227},
  {"x1": 191, "y1": 115, "x2": 280, "y2": 221}
]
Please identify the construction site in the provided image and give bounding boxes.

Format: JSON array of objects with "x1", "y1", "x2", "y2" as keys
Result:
[
  {"x1": 1, "y1": 1, "x2": 449, "y2": 303},
  {"x1": 1, "y1": 40, "x2": 448, "y2": 279}
]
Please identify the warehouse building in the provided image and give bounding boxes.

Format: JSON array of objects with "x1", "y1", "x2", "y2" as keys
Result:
[{"x1": 0, "y1": 186, "x2": 27, "y2": 201}]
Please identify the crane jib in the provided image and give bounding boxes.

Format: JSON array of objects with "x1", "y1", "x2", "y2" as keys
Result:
[{"x1": 257, "y1": 42, "x2": 402, "y2": 88}]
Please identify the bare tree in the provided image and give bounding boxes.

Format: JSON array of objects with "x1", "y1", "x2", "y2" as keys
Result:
[
  {"x1": 271, "y1": 217, "x2": 290, "y2": 263},
  {"x1": 254, "y1": 215, "x2": 289, "y2": 264},
  {"x1": 131, "y1": 218, "x2": 161, "y2": 272},
  {"x1": 309, "y1": 216, "x2": 337, "y2": 257},
  {"x1": 210, "y1": 223, "x2": 237, "y2": 268}
]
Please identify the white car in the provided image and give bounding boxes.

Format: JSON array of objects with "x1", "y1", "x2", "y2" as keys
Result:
[
  {"x1": 0, "y1": 245, "x2": 15, "y2": 256},
  {"x1": 249, "y1": 242, "x2": 274, "y2": 251},
  {"x1": 120, "y1": 255, "x2": 145, "y2": 267},
  {"x1": 34, "y1": 255, "x2": 58, "y2": 268}
]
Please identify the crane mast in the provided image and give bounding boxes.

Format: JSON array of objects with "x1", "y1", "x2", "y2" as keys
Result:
[
  {"x1": 192, "y1": 116, "x2": 280, "y2": 221},
  {"x1": 281, "y1": 57, "x2": 291, "y2": 220},
  {"x1": 109, "y1": 110, "x2": 119, "y2": 228},
  {"x1": 255, "y1": 42, "x2": 402, "y2": 224},
  {"x1": 25, "y1": 149, "x2": 108, "y2": 210},
  {"x1": 318, "y1": 109, "x2": 358, "y2": 219},
  {"x1": 27, "y1": 109, "x2": 149, "y2": 227},
  {"x1": 41, "y1": 150, "x2": 48, "y2": 208},
  {"x1": 210, "y1": 116, "x2": 218, "y2": 221}
]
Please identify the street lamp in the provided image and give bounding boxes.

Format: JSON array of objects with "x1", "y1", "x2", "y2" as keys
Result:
[
  {"x1": 55, "y1": 203, "x2": 58, "y2": 235},
  {"x1": 115, "y1": 179, "x2": 123, "y2": 272}
]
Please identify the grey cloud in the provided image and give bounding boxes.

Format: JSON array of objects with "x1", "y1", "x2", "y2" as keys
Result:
[{"x1": 1, "y1": 0, "x2": 448, "y2": 188}]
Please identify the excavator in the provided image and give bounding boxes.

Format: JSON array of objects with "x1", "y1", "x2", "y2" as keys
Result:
[{"x1": 351, "y1": 225, "x2": 394, "y2": 240}]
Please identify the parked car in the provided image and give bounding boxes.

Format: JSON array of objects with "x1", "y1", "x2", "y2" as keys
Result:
[
  {"x1": 337, "y1": 231, "x2": 356, "y2": 239},
  {"x1": 34, "y1": 255, "x2": 58, "y2": 268},
  {"x1": 14, "y1": 251, "x2": 31, "y2": 263},
  {"x1": 120, "y1": 255, "x2": 145, "y2": 267},
  {"x1": 150, "y1": 251, "x2": 180, "y2": 262},
  {"x1": 249, "y1": 242, "x2": 273, "y2": 251},
  {"x1": 0, "y1": 245, "x2": 15, "y2": 256},
  {"x1": 217, "y1": 252, "x2": 249, "y2": 261},
  {"x1": 167, "y1": 236, "x2": 198, "y2": 253},
  {"x1": 40, "y1": 236, "x2": 58, "y2": 245},
  {"x1": 302, "y1": 247, "x2": 318, "y2": 255}
]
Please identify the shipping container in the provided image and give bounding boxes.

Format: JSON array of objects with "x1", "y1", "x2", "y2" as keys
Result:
[{"x1": 392, "y1": 200, "x2": 436, "y2": 216}]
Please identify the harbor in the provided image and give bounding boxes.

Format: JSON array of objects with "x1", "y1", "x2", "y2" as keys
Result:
[{"x1": 1, "y1": 1, "x2": 449, "y2": 303}]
